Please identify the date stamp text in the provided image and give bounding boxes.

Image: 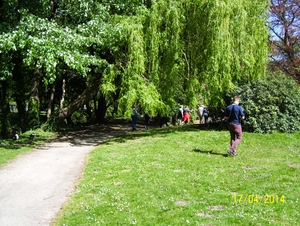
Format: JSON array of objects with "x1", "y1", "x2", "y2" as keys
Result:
[{"x1": 233, "y1": 195, "x2": 285, "y2": 204}]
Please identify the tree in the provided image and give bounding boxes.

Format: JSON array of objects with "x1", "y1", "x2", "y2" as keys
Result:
[
  {"x1": 0, "y1": 0, "x2": 270, "y2": 133},
  {"x1": 268, "y1": 0, "x2": 300, "y2": 82},
  {"x1": 117, "y1": 0, "x2": 270, "y2": 117},
  {"x1": 0, "y1": 1, "x2": 108, "y2": 131}
]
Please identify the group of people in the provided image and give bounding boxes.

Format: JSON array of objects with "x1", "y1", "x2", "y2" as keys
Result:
[
  {"x1": 131, "y1": 96, "x2": 245, "y2": 157},
  {"x1": 132, "y1": 104, "x2": 211, "y2": 130},
  {"x1": 131, "y1": 105, "x2": 171, "y2": 130},
  {"x1": 177, "y1": 105, "x2": 209, "y2": 125}
]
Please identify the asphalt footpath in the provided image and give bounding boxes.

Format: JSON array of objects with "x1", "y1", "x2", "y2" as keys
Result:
[{"x1": 0, "y1": 123, "x2": 134, "y2": 226}]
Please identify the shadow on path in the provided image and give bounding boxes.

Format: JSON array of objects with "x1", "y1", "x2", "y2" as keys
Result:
[{"x1": 57, "y1": 123, "x2": 135, "y2": 147}]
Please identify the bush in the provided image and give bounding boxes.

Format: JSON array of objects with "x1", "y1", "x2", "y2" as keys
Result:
[
  {"x1": 227, "y1": 73, "x2": 300, "y2": 133},
  {"x1": 71, "y1": 110, "x2": 88, "y2": 124}
]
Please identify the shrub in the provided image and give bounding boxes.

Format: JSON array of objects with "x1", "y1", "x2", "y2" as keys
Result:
[{"x1": 227, "y1": 73, "x2": 300, "y2": 133}]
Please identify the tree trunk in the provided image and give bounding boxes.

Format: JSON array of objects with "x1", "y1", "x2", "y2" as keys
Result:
[
  {"x1": 93, "y1": 98, "x2": 98, "y2": 117},
  {"x1": 47, "y1": 81, "x2": 56, "y2": 119},
  {"x1": 30, "y1": 65, "x2": 42, "y2": 103},
  {"x1": 60, "y1": 79, "x2": 66, "y2": 109},
  {"x1": 28, "y1": 67, "x2": 42, "y2": 128},
  {"x1": 58, "y1": 78, "x2": 102, "y2": 120},
  {"x1": 86, "y1": 102, "x2": 92, "y2": 119},
  {"x1": 12, "y1": 52, "x2": 26, "y2": 132},
  {"x1": 28, "y1": 65, "x2": 42, "y2": 129},
  {"x1": 0, "y1": 80, "x2": 11, "y2": 136},
  {"x1": 96, "y1": 93, "x2": 107, "y2": 123}
]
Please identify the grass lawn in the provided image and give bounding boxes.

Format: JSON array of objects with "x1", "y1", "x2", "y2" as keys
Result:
[
  {"x1": 54, "y1": 124, "x2": 300, "y2": 225},
  {"x1": 0, "y1": 129, "x2": 57, "y2": 167}
]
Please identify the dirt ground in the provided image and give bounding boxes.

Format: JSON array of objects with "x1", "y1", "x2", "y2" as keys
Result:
[{"x1": 0, "y1": 123, "x2": 144, "y2": 226}]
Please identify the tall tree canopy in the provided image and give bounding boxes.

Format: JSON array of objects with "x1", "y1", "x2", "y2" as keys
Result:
[
  {"x1": 0, "y1": 0, "x2": 269, "y2": 133},
  {"x1": 268, "y1": 0, "x2": 300, "y2": 82}
]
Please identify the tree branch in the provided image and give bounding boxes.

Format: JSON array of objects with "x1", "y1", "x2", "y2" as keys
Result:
[{"x1": 58, "y1": 78, "x2": 102, "y2": 119}]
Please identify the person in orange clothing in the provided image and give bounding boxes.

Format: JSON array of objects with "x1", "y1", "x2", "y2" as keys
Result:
[{"x1": 182, "y1": 106, "x2": 193, "y2": 124}]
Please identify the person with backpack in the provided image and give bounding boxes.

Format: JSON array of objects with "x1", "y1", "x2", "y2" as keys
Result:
[
  {"x1": 224, "y1": 96, "x2": 245, "y2": 157},
  {"x1": 177, "y1": 105, "x2": 184, "y2": 125},
  {"x1": 131, "y1": 105, "x2": 140, "y2": 130},
  {"x1": 203, "y1": 107, "x2": 209, "y2": 123}
]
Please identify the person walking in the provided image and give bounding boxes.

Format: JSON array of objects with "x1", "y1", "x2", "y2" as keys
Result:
[
  {"x1": 177, "y1": 105, "x2": 184, "y2": 125},
  {"x1": 224, "y1": 96, "x2": 245, "y2": 157},
  {"x1": 182, "y1": 106, "x2": 193, "y2": 125},
  {"x1": 203, "y1": 107, "x2": 209, "y2": 123},
  {"x1": 197, "y1": 105, "x2": 204, "y2": 124},
  {"x1": 160, "y1": 115, "x2": 170, "y2": 127},
  {"x1": 131, "y1": 105, "x2": 140, "y2": 130},
  {"x1": 144, "y1": 113, "x2": 151, "y2": 130}
]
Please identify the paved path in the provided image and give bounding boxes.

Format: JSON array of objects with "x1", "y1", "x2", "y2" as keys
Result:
[{"x1": 0, "y1": 123, "x2": 135, "y2": 226}]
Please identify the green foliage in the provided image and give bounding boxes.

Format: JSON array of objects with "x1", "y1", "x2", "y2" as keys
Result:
[
  {"x1": 71, "y1": 110, "x2": 88, "y2": 124},
  {"x1": 117, "y1": 0, "x2": 269, "y2": 117},
  {"x1": 182, "y1": 0, "x2": 269, "y2": 107},
  {"x1": 228, "y1": 73, "x2": 300, "y2": 133},
  {"x1": 42, "y1": 110, "x2": 61, "y2": 132},
  {"x1": 0, "y1": 0, "x2": 270, "y2": 128}
]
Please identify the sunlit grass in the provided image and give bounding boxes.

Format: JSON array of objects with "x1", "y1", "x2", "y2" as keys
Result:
[
  {"x1": 0, "y1": 129, "x2": 57, "y2": 166},
  {"x1": 54, "y1": 125, "x2": 300, "y2": 225}
]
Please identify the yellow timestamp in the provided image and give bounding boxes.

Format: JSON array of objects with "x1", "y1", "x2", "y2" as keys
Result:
[{"x1": 233, "y1": 195, "x2": 285, "y2": 204}]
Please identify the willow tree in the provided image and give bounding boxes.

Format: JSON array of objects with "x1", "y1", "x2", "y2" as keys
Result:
[
  {"x1": 117, "y1": 0, "x2": 269, "y2": 117},
  {"x1": 117, "y1": 0, "x2": 185, "y2": 117},
  {"x1": 182, "y1": 0, "x2": 270, "y2": 107}
]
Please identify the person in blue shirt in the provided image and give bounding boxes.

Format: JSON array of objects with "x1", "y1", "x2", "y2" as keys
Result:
[
  {"x1": 131, "y1": 105, "x2": 140, "y2": 130},
  {"x1": 203, "y1": 107, "x2": 209, "y2": 123},
  {"x1": 224, "y1": 96, "x2": 245, "y2": 157}
]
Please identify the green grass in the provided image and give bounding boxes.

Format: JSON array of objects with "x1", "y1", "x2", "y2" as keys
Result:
[
  {"x1": 54, "y1": 125, "x2": 300, "y2": 225},
  {"x1": 0, "y1": 129, "x2": 57, "y2": 167}
]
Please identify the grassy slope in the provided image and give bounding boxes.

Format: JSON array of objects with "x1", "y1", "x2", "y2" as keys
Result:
[
  {"x1": 55, "y1": 125, "x2": 300, "y2": 225},
  {"x1": 0, "y1": 129, "x2": 57, "y2": 167}
]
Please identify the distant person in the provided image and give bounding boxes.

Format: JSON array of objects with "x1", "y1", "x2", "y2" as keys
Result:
[
  {"x1": 131, "y1": 105, "x2": 140, "y2": 130},
  {"x1": 183, "y1": 106, "x2": 192, "y2": 125},
  {"x1": 224, "y1": 96, "x2": 245, "y2": 157},
  {"x1": 160, "y1": 115, "x2": 170, "y2": 127},
  {"x1": 144, "y1": 113, "x2": 151, "y2": 130},
  {"x1": 203, "y1": 107, "x2": 209, "y2": 123},
  {"x1": 30, "y1": 133, "x2": 35, "y2": 140},
  {"x1": 12, "y1": 133, "x2": 19, "y2": 140},
  {"x1": 197, "y1": 105, "x2": 204, "y2": 124},
  {"x1": 177, "y1": 105, "x2": 184, "y2": 125}
]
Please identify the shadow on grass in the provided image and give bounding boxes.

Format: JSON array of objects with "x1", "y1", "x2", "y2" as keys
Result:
[
  {"x1": 0, "y1": 136, "x2": 50, "y2": 149},
  {"x1": 111, "y1": 125, "x2": 199, "y2": 143},
  {"x1": 1, "y1": 122, "x2": 227, "y2": 149},
  {"x1": 192, "y1": 148, "x2": 229, "y2": 157},
  {"x1": 112, "y1": 122, "x2": 227, "y2": 144}
]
